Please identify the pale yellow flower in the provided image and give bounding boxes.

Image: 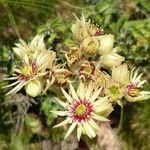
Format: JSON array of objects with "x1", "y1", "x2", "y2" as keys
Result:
[
  {"x1": 100, "y1": 47, "x2": 125, "y2": 68},
  {"x1": 72, "y1": 14, "x2": 103, "y2": 41},
  {"x1": 51, "y1": 81, "x2": 113, "y2": 140},
  {"x1": 105, "y1": 79, "x2": 126, "y2": 106},
  {"x1": 13, "y1": 35, "x2": 46, "y2": 59},
  {"x1": 53, "y1": 69, "x2": 72, "y2": 86},
  {"x1": 79, "y1": 61, "x2": 96, "y2": 80},
  {"x1": 125, "y1": 68, "x2": 150, "y2": 102},
  {"x1": 112, "y1": 64, "x2": 129, "y2": 85},
  {"x1": 65, "y1": 48, "x2": 83, "y2": 67},
  {"x1": 4, "y1": 50, "x2": 56, "y2": 96},
  {"x1": 98, "y1": 34, "x2": 114, "y2": 55}
]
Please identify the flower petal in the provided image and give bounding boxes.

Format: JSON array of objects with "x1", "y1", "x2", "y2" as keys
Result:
[
  {"x1": 90, "y1": 88, "x2": 102, "y2": 102},
  {"x1": 88, "y1": 119, "x2": 99, "y2": 130},
  {"x1": 53, "y1": 118, "x2": 70, "y2": 128},
  {"x1": 51, "y1": 111, "x2": 68, "y2": 116},
  {"x1": 61, "y1": 88, "x2": 73, "y2": 103},
  {"x1": 54, "y1": 97, "x2": 67, "y2": 108},
  {"x1": 93, "y1": 96, "x2": 108, "y2": 106},
  {"x1": 84, "y1": 121, "x2": 96, "y2": 138},
  {"x1": 77, "y1": 126, "x2": 82, "y2": 141},
  {"x1": 85, "y1": 83, "x2": 93, "y2": 100},
  {"x1": 69, "y1": 83, "x2": 78, "y2": 100},
  {"x1": 92, "y1": 113, "x2": 109, "y2": 121},
  {"x1": 3, "y1": 80, "x2": 20, "y2": 88},
  {"x1": 64, "y1": 122, "x2": 77, "y2": 139},
  {"x1": 77, "y1": 81, "x2": 85, "y2": 99},
  {"x1": 5, "y1": 81, "x2": 25, "y2": 95}
]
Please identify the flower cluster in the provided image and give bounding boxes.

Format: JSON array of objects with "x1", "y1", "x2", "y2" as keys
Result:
[
  {"x1": 4, "y1": 35, "x2": 71, "y2": 97},
  {"x1": 4, "y1": 15, "x2": 150, "y2": 140}
]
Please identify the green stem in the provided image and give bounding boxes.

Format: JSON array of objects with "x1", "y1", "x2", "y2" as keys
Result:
[{"x1": 118, "y1": 106, "x2": 124, "y2": 133}]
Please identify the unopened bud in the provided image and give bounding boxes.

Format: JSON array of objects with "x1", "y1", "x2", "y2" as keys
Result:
[
  {"x1": 100, "y1": 51, "x2": 124, "y2": 68},
  {"x1": 98, "y1": 34, "x2": 114, "y2": 55},
  {"x1": 81, "y1": 37, "x2": 99, "y2": 56},
  {"x1": 25, "y1": 79, "x2": 42, "y2": 97}
]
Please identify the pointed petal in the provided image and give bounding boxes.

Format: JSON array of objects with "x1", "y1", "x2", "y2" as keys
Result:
[
  {"x1": 69, "y1": 83, "x2": 78, "y2": 100},
  {"x1": 4, "y1": 77, "x2": 18, "y2": 80},
  {"x1": 54, "y1": 97, "x2": 67, "y2": 108},
  {"x1": 92, "y1": 113, "x2": 109, "y2": 121},
  {"x1": 138, "y1": 80, "x2": 147, "y2": 87},
  {"x1": 3, "y1": 80, "x2": 20, "y2": 88},
  {"x1": 42, "y1": 76, "x2": 55, "y2": 94},
  {"x1": 64, "y1": 122, "x2": 77, "y2": 139},
  {"x1": 93, "y1": 96, "x2": 108, "y2": 106},
  {"x1": 6, "y1": 82, "x2": 25, "y2": 95},
  {"x1": 53, "y1": 118, "x2": 70, "y2": 128},
  {"x1": 84, "y1": 121, "x2": 96, "y2": 138},
  {"x1": 83, "y1": 123, "x2": 92, "y2": 138},
  {"x1": 140, "y1": 91, "x2": 150, "y2": 95},
  {"x1": 88, "y1": 119, "x2": 99, "y2": 130},
  {"x1": 77, "y1": 81, "x2": 85, "y2": 99},
  {"x1": 61, "y1": 88, "x2": 73, "y2": 103},
  {"x1": 90, "y1": 88, "x2": 102, "y2": 102},
  {"x1": 24, "y1": 54, "x2": 29, "y2": 65},
  {"x1": 85, "y1": 83, "x2": 93, "y2": 100},
  {"x1": 51, "y1": 111, "x2": 68, "y2": 116},
  {"x1": 117, "y1": 100, "x2": 123, "y2": 107},
  {"x1": 135, "y1": 73, "x2": 143, "y2": 83},
  {"x1": 77, "y1": 126, "x2": 82, "y2": 141},
  {"x1": 132, "y1": 69, "x2": 139, "y2": 83}
]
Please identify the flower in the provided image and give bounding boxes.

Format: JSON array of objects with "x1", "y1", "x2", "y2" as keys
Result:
[
  {"x1": 72, "y1": 14, "x2": 103, "y2": 41},
  {"x1": 105, "y1": 79, "x2": 126, "y2": 106},
  {"x1": 79, "y1": 61, "x2": 111, "y2": 88},
  {"x1": 13, "y1": 35, "x2": 46, "y2": 60},
  {"x1": 4, "y1": 50, "x2": 56, "y2": 96},
  {"x1": 79, "y1": 61, "x2": 96, "y2": 80},
  {"x1": 53, "y1": 69, "x2": 72, "y2": 86},
  {"x1": 100, "y1": 47, "x2": 125, "y2": 68},
  {"x1": 51, "y1": 81, "x2": 113, "y2": 140},
  {"x1": 112, "y1": 64, "x2": 129, "y2": 85},
  {"x1": 65, "y1": 48, "x2": 83, "y2": 67},
  {"x1": 93, "y1": 71, "x2": 111, "y2": 88},
  {"x1": 125, "y1": 68, "x2": 150, "y2": 102},
  {"x1": 98, "y1": 34, "x2": 114, "y2": 55}
]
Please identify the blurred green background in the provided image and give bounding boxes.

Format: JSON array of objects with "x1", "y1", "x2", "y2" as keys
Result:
[{"x1": 0, "y1": 0, "x2": 150, "y2": 150}]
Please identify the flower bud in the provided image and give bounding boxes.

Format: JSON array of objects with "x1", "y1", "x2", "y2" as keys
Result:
[
  {"x1": 112, "y1": 64, "x2": 129, "y2": 85},
  {"x1": 81, "y1": 37, "x2": 99, "y2": 56},
  {"x1": 25, "y1": 79, "x2": 42, "y2": 97},
  {"x1": 98, "y1": 34, "x2": 114, "y2": 55},
  {"x1": 100, "y1": 51, "x2": 125, "y2": 68}
]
